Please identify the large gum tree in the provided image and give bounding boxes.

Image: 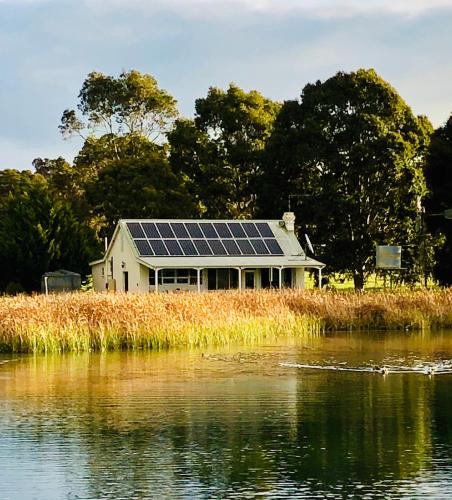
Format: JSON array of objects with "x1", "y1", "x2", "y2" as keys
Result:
[
  {"x1": 260, "y1": 69, "x2": 432, "y2": 290},
  {"x1": 168, "y1": 84, "x2": 280, "y2": 218},
  {"x1": 48, "y1": 70, "x2": 193, "y2": 237}
]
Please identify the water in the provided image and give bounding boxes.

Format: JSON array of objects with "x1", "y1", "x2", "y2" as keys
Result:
[{"x1": 1, "y1": 331, "x2": 452, "y2": 499}]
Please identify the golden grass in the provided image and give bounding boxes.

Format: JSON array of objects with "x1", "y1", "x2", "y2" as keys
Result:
[{"x1": 1, "y1": 289, "x2": 452, "y2": 353}]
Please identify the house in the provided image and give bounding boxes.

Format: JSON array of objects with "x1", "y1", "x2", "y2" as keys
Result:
[{"x1": 90, "y1": 212, "x2": 325, "y2": 293}]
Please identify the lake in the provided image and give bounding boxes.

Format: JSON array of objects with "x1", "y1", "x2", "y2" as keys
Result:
[{"x1": 1, "y1": 331, "x2": 452, "y2": 499}]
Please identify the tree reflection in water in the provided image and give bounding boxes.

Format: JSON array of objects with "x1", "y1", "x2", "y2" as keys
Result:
[{"x1": 1, "y1": 332, "x2": 452, "y2": 498}]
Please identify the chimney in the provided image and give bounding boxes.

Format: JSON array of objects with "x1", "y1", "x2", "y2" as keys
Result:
[{"x1": 282, "y1": 212, "x2": 295, "y2": 231}]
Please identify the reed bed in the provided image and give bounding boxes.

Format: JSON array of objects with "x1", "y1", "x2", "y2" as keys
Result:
[{"x1": 0, "y1": 289, "x2": 452, "y2": 353}]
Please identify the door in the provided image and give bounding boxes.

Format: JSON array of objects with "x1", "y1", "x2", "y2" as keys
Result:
[
  {"x1": 123, "y1": 271, "x2": 129, "y2": 292},
  {"x1": 217, "y1": 269, "x2": 230, "y2": 289},
  {"x1": 245, "y1": 270, "x2": 255, "y2": 289}
]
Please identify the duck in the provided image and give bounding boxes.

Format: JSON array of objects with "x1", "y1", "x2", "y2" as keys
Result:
[{"x1": 373, "y1": 365, "x2": 389, "y2": 375}]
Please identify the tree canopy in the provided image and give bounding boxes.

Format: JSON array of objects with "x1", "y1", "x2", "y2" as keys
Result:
[
  {"x1": 52, "y1": 72, "x2": 191, "y2": 241},
  {"x1": 169, "y1": 84, "x2": 280, "y2": 218},
  {"x1": 260, "y1": 69, "x2": 432, "y2": 289},
  {"x1": 0, "y1": 174, "x2": 99, "y2": 292},
  {"x1": 3, "y1": 68, "x2": 451, "y2": 292},
  {"x1": 84, "y1": 145, "x2": 196, "y2": 238},
  {"x1": 425, "y1": 114, "x2": 452, "y2": 285},
  {"x1": 59, "y1": 70, "x2": 177, "y2": 142}
]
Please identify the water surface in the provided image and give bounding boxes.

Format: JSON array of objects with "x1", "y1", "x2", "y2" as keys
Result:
[{"x1": 1, "y1": 331, "x2": 452, "y2": 499}]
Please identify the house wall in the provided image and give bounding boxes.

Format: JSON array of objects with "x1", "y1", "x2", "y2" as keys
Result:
[
  {"x1": 114, "y1": 229, "x2": 142, "y2": 292},
  {"x1": 92, "y1": 262, "x2": 106, "y2": 292},
  {"x1": 92, "y1": 226, "x2": 143, "y2": 293},
  {"x1": 139, "y1": 264, "x2": 151, "y2": 293}
]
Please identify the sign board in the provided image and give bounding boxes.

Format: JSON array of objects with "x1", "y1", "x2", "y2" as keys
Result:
[{"x1": 376, "y1": 246, "x2": 401, "y2": 269}]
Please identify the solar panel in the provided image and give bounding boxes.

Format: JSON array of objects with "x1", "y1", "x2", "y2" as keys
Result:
[
  {"x1": 264, "y1": 238, "x2": 283, "y2": 255},
  {"x1": 185, "y1": 222, "x2": 203, "y2": 238},
  {"x1": 179, "y1": 239, "x2": 198, "y2": 256},
  {"x1": 256, "y1": 222, "x2": 274, "y2": 238},
  {"x1": 128, "y1": 221, "x2": 284, "y2": 258},
  {"x1": 134, "y1": 239, "x2": 153, "y2": 256},
  {"x1": 156, "y1": 222, "x2": 174, "y2": 239},
  {"x1": 193, "y1": 239, "x2": 213, "y2": 255},
  {"x1": 222, "y1": 239, "x2": 241, "y2": 255},
  {"x1": 236, "y1": 239, "x2": 255, "y2": 255},
  {"x1": 171, "y1": 222, "x2": 190, "y2": 238},
  {"x1": 148, "y1": 239, "x2": 169, "y2": 256},
  {"x1": 142, "y1": 222, "x2": 160, "y2": 239},
  {"x1": 207, "y1": 239, "x2": 227, "y2": 255},
  {"x1": 214, "y1": 223, "x2": 233, "y2": 238},
  {"x1": 127, "y1": 222, "x2": 145, "y2": 239},
  {"x1": 200, "y1": 223, "x2": 218, "y2": 238},
  {"x1": 228, "y1": 223, "x2": 247, "y2": 238},
  {"x1": 242, "y1": 222, "x2": 260, "y2": 238},
  {"x1": 164, "y1": 239, "x2": 183, "y2": 256},
  {"x1": 250, "y1": 239, "x2": 270, "y2": 255}
]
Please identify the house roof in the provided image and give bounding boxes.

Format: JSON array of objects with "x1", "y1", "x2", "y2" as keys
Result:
[{"x1": 91, "y1": 218, "x2": 325, "y2": 269}]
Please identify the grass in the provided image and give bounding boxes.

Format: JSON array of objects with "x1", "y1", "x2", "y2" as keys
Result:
[{"x1": 1, "y1": 289, "x2": 452, "y2": 354}]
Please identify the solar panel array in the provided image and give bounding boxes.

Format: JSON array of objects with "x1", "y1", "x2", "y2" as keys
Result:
[{"x1": 126, "y1": 221, "x2": 284, "y2": 257}]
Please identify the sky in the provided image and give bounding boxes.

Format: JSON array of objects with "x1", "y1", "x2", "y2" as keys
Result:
[{"x1": 1, "y1": 0, "x2": 452, "y2": 170}]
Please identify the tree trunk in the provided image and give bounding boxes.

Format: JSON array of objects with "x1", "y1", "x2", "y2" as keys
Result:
[{"x1": 353, "y1": 271, "x2": 365, "y2": 292}]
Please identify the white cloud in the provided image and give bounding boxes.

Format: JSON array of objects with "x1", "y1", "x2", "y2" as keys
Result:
[
  {"x1": 3, "y1": 0, "x2": 452, "y2": 19},
  {"x1": 84, "y1": 0, "x2": 452, "y2": 19}
]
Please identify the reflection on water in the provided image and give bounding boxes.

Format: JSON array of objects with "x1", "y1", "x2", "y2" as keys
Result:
[{"x1": 1, "y1": 331, "x2": 452, "y2": 499}]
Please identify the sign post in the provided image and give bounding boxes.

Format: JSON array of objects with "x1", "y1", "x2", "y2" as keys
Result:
[{"x1": 376, "y1": 246, "x2": 402, "y2": 289}]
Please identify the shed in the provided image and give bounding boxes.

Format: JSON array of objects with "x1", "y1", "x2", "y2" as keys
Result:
[{"x1": 41, "y1": 269, "x2": 82, "y2": 294}]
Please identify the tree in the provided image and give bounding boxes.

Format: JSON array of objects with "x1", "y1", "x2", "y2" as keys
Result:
[
  {"x1": 0, "y1": 174, "x2": 99, "y2": 292},
  {"x1": 425, "y1": 115, "x2": 452, "y2": 285},
  {"x1": 45, "y1": 71, "x2": 191, "y2": 239},
  {"x1": 59, "y1": 70, "x2": 177, "y2": 142},
  {"x1": 168, "y1": 84, "x2": 280, "y2": 218},
  {"x1": 260, "y1": 69, "x2": 432, "y2": 290},
  {"x1": 0, "y1": 169, "x2": 35, "y2": 206},
  {"x1": 32, "y1": 157, "x2": 79, "y2": 201},
  {"x1": 85, "y1": 148, "x2": 196, "y2": 238}
]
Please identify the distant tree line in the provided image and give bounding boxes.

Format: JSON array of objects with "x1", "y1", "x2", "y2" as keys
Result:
[{"x1": 0, "y1": 68, "x2": 450, "y2": 292}]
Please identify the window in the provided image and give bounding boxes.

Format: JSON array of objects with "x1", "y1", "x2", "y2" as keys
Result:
[
  {"x1": 162, "y1": 269, "x2": 176, "y2": 284},
  {"x1": 149, "y1": 269, "x2": 202, "y2": 286}
]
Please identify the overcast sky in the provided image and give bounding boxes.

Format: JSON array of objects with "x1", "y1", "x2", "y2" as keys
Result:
[{"x1": 1, "y1": 0, "x2": 452, "y2": 170}]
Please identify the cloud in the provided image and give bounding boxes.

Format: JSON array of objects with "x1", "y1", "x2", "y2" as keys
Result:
[
  {"x1": 3, "y1": 0, "x2": 452, "y2": 18},
  {"x1": 84, "y1": 0, "x2": 452, "y2": 19},
  {"x1": 3, "y1": 0, "x2": 452, "y2": 19}
]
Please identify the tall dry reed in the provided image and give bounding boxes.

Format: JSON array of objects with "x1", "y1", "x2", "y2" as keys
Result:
[{"x1": 0, "y1": 289, "x2": 451, "y2": 353}]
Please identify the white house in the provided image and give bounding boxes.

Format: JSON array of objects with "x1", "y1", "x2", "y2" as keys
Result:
[{"x1": 90, "y1": 213, "x2": 325, "y2": 293}]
